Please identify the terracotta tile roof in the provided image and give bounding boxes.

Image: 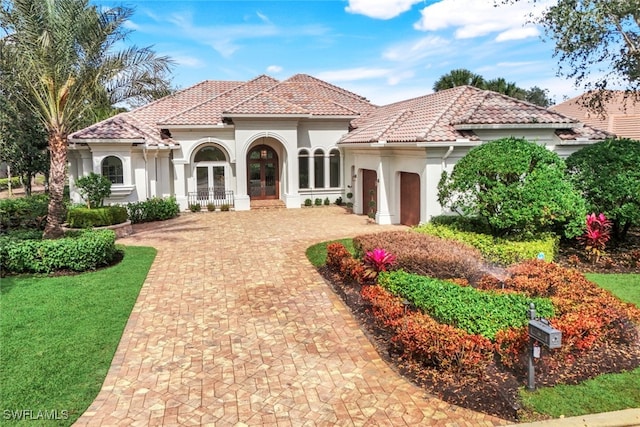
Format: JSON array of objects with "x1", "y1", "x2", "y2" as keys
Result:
[
  {"x1": 160, "y1": 75, "x2": 280, "y2": 125},
  {"x1": 69, "y1": 113, "x2": 178, "y2": 147},
  {"x1": 225, "y1": 91, "x2": 310, "y2": 115},
  {"x1": 341, "y1": 86, "x2": 608, "y2": 144},
  {"x1": 551, "y1": 91, "x2": 640, "y2": 139}
]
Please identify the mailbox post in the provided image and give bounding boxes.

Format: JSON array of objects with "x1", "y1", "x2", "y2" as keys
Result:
[{"x1": 526, "y1": 303, "x2": 562, "y2": 390}]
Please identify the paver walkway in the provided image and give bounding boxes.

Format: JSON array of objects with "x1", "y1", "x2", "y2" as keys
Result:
[{"x1": 74, "y1": 207, "x2": 507, "y2": 426}]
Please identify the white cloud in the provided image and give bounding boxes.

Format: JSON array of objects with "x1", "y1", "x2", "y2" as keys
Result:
[
  {"x1": 383, "y1": 36, "x2": 451, "y2": 62},
  {"x1": 345, "y1": 0, "x2": 423, "y2": 20},
  {"x1": 414, "y1": 0, "x2": 554, "y2": 41},
  {"x1": 267, "y1": 65, "x2": 283, "y2": 74},
  {"x1": 387, "y1": 70, "x2": 415, "y2": 86},
  {"x1": 172, "y1": 55, "x2": 206, "y2": 68},
  {"x1": 123, "y1": 20, "x2": 140, "y2": 31},
  {"x1": 496, "y1": 26, "x2": 540, "y2": 42},
  {"x1": 316, "y1": 67, "x2": 392, "y2": 82}
]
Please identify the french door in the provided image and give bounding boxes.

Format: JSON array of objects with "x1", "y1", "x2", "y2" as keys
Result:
[{"x1": 247, "y1": 145, "x2": 279, "y2": 199}]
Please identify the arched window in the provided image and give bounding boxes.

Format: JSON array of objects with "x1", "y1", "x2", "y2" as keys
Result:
[
  {"x1": 101, "y1": 156, "x2": 123, "y2": 184},
  {"x1": 194, "y1": 146, "x2": 226, "y2": 162},
  {"x1": 298, "y1": 149, "x2": 309, "y2": 189},
  {"x1": 314, "y1": 149, "x2": 324, "y2": 188},
  {"x1": 329, "y1": 149, "x2": 340, "y2": 188}
]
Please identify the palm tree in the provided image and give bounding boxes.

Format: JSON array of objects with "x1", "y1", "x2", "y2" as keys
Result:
[
  {"x1": 0, "y1": 0, "x2": 172, "y2": 238},
  {"x1": 432, "y1": 68, "x2": 485, "y2": 91},
  {"x1": 484, "y1": 78, "x2": 526, "y2": 100}
]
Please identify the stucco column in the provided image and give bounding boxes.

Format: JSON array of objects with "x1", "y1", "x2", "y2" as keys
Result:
[
  {"x1": 376, "y1": 155, "x2": 393, "y2": 225},
  {"x1": 158, "y1": 152, "x2": 171, "y2": 198},
  {"x1": 148, "y1": 150, "x2": 157, "y2": 198},
  {"x1": 173, "y1": 159, "x2": 188, "y2": 210},
  {"x1": 285, "y1": 147, "x2": 301, "y2": 208},
  {"x1": 80, "y1": 150, "x2": 92, "y2": 177},
  {"x1": 234, "y1": 157, "x2": 250, "y2": 211}
]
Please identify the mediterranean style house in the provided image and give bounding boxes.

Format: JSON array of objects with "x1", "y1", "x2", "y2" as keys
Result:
[
  {"x1": 68, "y1": 74, "x2": 610, "y2": 226},
  {"x1": 551, "y1": 91, "x2": 640, "y2": 140}
]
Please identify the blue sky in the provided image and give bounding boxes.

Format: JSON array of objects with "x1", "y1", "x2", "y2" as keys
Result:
[{"x1": 92, "y1": 0, "x2": 585, "y2": 106}]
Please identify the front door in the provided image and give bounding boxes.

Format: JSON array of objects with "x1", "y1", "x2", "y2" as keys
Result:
[{"x1": 248, "y1": 145, "x2": 279, "y2": 199}]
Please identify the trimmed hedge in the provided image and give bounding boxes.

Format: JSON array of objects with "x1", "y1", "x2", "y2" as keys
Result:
[
  {"x1": 66, "y1": 206, "x2": 128, "y2": 228},
  {"x1": 126, "y1": 197, "x2": 179, "y2": 223},
  {"x1": 0, "y1": 229, "x2": 118, "y2": 274},
  {"x1": 0, "y1": 194, "x2": 50, "y2": 231},
  {"x1": 353, "y1": 231, "x2": 487, "y2": 284},
  {"x1": 0, "y1": 177, "x2": 22, "y2": 191},
  {"x1": 378, "y1": 270, "x2": 554, "y2": 340},
  {"x1": 416, "y1": 222, "x2": 558, "y2": 265}
]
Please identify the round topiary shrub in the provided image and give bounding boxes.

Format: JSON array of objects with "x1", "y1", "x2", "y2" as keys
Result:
[
  {"x1": 438, "y1": 137, "x2": 586, "y2": 238},
  {"x1": 565, "y1": 138, "x2": 640, "y2": 241}
]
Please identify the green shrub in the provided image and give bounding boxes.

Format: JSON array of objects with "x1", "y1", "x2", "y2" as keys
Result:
[
  {"x1": 220, "y1": 204, "x2": 230, "y2": 212},
  {"x1": 437, "y1": 137, "x2": 586, "y2": 238},
  {"x1": 324, "y1": 197, "x2": 330, "y2": 206},
  {"x1": 66, "y1": 206, "x2": 128, "y2": 228},
  {"x1": 126, "y1": 197, "x2": 180, "y2": 223},
  {"x1": 0, "y1": 177, "x2": 22, "y2": 191},
  {"x1": 566, "y1": 138, "x2": 640, "y2": 241},
  {"x1": 207, "y1": 203, "x2": 216, "y2": 212},
  {"x1": 335, "y1": 197, "x2": 343, "y2": 206},
  {"x1": 189, "y1": 203, "x2": 201, "y2": 212},
  {"x1": 353, "y1": 231, "x2": 487, "y2": 284},
  {"x1": 314, "y1": 198, "x2": 322, "y2": 206},
  {"x1": 304, "y1": 198, "x2": 312, "y2": 207},
  {"x1": 0, "y1": 229, "x2": 118, "y2": 274},
  {"x1": 378, "y1": 270, "x2": 554, "y2": 340},
  {"x1": 75, "y1": 172, "x2": 112, "y2": 208},
  {"x1": 0, "y1": 194, "x2": 50, "y2": 231},
  {"x1": 416, "y1": 223, "x2": 558, "y2": 265}
]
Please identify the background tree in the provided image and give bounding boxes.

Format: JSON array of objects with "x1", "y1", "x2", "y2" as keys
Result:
[
  {"x1": 438, "y1": 137, "x2": 586, "y2": 238},
  {"x1": 565, "y1": 138, "x2": 640, "y2": 241},
  {"x1": 432, "y1": 68, "x2": 485, "y2": 91},
  {"x1": 433, "y1": 69, "x2": 553, "y2": 107},
  {"x1": 0, "y1": 61, "x2": 49, "y2": 195},
  {"x1": 501, "y1": 0, "x2": 640, "y2": 112},
  {"x1": 0, "y1": 0, "x2": 173, "y2": 238}
]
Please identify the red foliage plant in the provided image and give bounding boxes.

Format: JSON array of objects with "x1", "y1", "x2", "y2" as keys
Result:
[
  {"x1": 362, "y1": 248, "x2": 397, "y2": 280},
  {"x1": 361, "y1": 284, "x2": 494, "y2": 374},
  {"x1": 579, "y1": 213, "x2": 612, "y2": 263},
  {"x1": 326, "y1": 242, "x2": 365, "y2": 284},
  {"x1": 354, "y1": 231, "x2": 486, "y2": 284},
  {"x1": 483, "y1": 259, "x2": 640, "y2": 355}
]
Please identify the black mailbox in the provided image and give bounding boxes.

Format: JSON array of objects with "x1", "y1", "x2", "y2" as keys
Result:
[{"x1": 528, "y1": 319, "x2": 562, "y2": 349}]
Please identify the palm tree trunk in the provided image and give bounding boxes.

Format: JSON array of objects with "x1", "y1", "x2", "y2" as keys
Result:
[{"x1": 43, "y1": 132, "x2": 67, "y2": 239}]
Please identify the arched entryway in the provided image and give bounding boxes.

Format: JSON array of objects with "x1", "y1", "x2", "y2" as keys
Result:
[{"x1": 247, "y1": 145, "x2": 279, "y2": 199}]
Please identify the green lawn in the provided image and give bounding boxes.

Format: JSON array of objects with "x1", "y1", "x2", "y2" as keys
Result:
[
  {"x1": 0, "y1": 246, "x2": 156, "y2": 426},
  {"x1": 521, "y1": 273, "x2": 640, "y2": 419},
  {"x1": 305, "y1": 238, "x2": 355, "y2": 267}
]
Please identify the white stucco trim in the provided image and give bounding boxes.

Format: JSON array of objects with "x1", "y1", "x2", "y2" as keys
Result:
[{"x1": 187, "y1": 137, "x2": 235, "y2": 163}]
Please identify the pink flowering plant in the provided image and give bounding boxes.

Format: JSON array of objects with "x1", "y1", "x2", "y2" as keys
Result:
[
  {"x1": 362, "y1": 248, "x2": 397, "y2": 281},
  {"x1": 579, "y1": 213, "x2": 612, "y2": 263}
]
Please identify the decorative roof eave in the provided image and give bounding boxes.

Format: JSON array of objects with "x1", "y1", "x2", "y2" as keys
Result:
[
  {"x1": 223, "y1": 113, "x2": 311, "y2": 119},
  {"x1": 453, "y1": 123, "x2": 584, "y2": 130},
  {"x1": 416, "y1": 140, "x2": 483, "y2": 148},
  {"x1": 68, "y1": 138, "x2": 145, "y2": 144},
  {"x1": 338, "y1": 141, "x2": 422, "y2": 148},
  {"x1": 158, "y1": 123, "x2": 234, "y2": 129}
]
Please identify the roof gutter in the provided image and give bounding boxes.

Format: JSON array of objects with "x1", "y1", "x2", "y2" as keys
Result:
[{"x1": 454, "y1": 123, "x2": 582, "y2": 130}]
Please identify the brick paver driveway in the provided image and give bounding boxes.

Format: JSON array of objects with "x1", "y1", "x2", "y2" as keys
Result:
[{"x1": 75, "y1": 207, "x2": 506, "y2": 426}]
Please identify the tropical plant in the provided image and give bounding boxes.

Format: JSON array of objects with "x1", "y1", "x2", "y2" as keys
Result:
[
  {"x1": 433, "y1": 68, "x2": 485, "y2": 91},
  {"x1": 75, "y1": 172, "x2": 112, "y2": 209},
  {"x1": 362, "y1": 248, "x2": 397, "y2": 280},
  {"x1": 565, "y1": 138, "x2": 640, "y2": 241},
  {"x1": 0, "y1": 0, "x2": 173, "y2": 238},
  {"x1": 579, "y1": 213, "x2": 612, "y2": 263},
  {"x1": 437, "y1": 137, "x2": 586, "y2": 238}
]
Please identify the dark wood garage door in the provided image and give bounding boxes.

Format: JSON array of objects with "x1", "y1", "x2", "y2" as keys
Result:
[
  {"x1": 362, "y1": 169, "x2": 377, "y2": 218},
  {"x1": 400, "y1": 172, "x2": 420, "y2": 226}
]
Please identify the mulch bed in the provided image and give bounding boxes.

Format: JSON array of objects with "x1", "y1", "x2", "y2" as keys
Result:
[{"x1": 318, "y1": 229, "x2": 640, "y2": 422}]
